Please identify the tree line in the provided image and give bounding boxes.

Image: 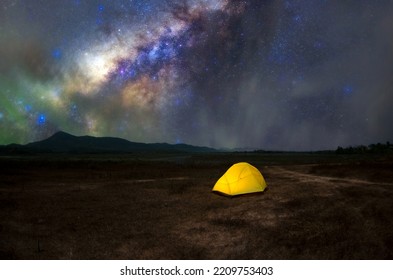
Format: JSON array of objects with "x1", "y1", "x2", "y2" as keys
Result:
[{"x1": 336, "y1": 142, "x2": 392, "y2": 154}]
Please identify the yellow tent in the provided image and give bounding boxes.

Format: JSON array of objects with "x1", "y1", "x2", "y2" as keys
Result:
[{"x1": 212, "y1": 162, "x2": 267, "y2": 196}]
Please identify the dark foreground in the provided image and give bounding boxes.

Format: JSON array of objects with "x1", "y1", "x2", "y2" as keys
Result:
[{"x1": 1, "y1": 153, "x2": 393, "y2": 259}]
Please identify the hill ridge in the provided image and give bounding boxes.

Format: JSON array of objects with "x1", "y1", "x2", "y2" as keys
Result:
[{"x1": 1, "y1": 131, "x2": 216, "y2": 154}]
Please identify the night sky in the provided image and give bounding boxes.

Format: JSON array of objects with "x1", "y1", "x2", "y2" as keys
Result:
[{"x1": 1, "y1": 0, "x2": 393, "y2": 150}]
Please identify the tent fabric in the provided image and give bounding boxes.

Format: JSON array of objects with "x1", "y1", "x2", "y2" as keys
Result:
[{"x1": 212, "y1": 162, "x2": 267, "y2": 196}]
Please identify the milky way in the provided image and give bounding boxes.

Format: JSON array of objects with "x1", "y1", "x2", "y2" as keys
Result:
[{"x1": 1, "y1": 0, "x2": 393, "y2": 150}]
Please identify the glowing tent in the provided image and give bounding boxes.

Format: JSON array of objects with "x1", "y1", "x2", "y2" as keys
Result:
[{"x1": 212, "y1": 162, "x2": 267, "y2": 196}]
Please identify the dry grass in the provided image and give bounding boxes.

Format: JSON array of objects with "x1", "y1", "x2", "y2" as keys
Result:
[{"x1": 0, "y1": 153, "x2": 392, "y2": 259}]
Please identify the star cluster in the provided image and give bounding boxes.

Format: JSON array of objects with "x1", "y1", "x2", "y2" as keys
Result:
[{"x1": 1, "y1": 0, "x2": 393, "y2": 150}]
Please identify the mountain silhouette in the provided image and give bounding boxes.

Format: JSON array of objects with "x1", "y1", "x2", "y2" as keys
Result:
[{"x1": 1, "y1": 131, "x2": 216, "y2": 154}]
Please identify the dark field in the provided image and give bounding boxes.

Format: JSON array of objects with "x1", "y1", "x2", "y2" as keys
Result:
[{"x1": 1, "y1": 153, "x2": 393, "y2": 259}]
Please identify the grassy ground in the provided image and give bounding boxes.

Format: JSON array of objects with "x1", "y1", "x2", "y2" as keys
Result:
[{"x1": 0, "y1": 153, "x2": 392, "y2": 259}]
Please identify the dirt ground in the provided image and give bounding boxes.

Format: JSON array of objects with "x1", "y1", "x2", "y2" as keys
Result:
[{"x1": 1, "y1": 153, "x2": 392, "y2": 259}]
